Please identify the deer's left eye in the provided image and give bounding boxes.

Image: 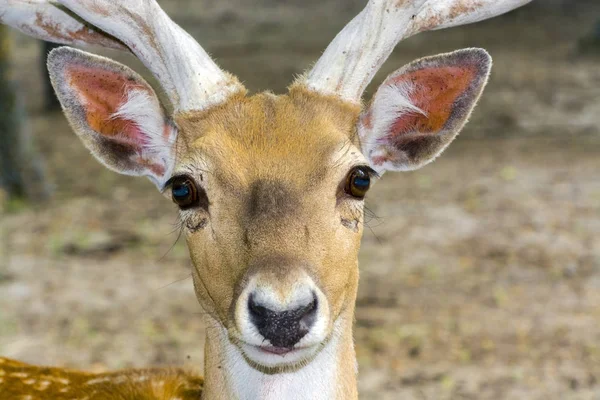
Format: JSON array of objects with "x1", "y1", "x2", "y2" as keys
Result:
[
  {"x1": 169, "y1": 176, "x2": 200, "y2": 209},
  {"x1": 344, "y1": 167, "x2": 373, "y2": 199}
]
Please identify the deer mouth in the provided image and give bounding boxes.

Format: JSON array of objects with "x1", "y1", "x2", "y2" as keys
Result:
[{"x1": 239, "y1": 340, "x2": 324, "y2": 371}]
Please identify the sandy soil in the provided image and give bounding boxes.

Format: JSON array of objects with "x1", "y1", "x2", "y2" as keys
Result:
[{"x1": 1, "y1": 2, "x2": 599, "y2": 399}]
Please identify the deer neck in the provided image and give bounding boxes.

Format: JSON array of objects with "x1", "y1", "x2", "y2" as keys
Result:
[{"x1": 201, "y1": 308, "x2": 358, "y2": 400}]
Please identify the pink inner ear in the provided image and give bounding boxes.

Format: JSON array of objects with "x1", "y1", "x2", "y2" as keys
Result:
[
  {"x1": 66, "y1": 65, "x2": 168, "y2": 178},
  {"x1": 388, "y1": 65, "x2": 477, "y2": 136},
  {"x1": 66, "y1": 65, "x2": 148, "y2": 147}
]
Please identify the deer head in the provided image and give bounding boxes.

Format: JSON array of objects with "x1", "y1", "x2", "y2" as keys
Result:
[{"x1": 1, "y1": 0, "x2": 532, "y2": 398}]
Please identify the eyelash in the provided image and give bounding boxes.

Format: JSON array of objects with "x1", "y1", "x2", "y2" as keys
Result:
[{"x1": 361, "y1": 166, "x2": 379, "y2": 179}]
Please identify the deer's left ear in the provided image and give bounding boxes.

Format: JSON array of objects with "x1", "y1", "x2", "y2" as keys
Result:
[{"x1": 358, "y1": 48, "x2": 492, "y2": 173}]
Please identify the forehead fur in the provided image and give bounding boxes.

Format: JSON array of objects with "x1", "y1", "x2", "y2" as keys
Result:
[{"x1": 173, "y1": 87, "x2": 362, "y2": 188}]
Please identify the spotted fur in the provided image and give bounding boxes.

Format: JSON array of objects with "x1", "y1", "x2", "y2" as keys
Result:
[{"x1": 0, "y1": 357, "x2": 203, "y2": 400}]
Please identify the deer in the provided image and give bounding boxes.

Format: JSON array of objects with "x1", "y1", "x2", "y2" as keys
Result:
[{"x1": 0, "y1": 0, "x2": 532, "y2": 398}]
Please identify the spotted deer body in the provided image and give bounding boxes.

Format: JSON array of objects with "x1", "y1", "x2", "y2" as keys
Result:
[
  {"x1": 0, "y1": 357, "x2": 203, "y2": 399},
  {"x1": 0, "y1": 0, "x2": 532, "y2": 399}
]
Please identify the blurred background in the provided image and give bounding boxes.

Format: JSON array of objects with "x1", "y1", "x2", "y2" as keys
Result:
[{"x1": 1, "y1": 0, "x2": 599, "y2": 398}]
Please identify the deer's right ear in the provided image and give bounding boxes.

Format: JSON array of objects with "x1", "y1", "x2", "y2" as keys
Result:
[{"x1": 48, "y1": 47, "x2": 177, "y2": 189}]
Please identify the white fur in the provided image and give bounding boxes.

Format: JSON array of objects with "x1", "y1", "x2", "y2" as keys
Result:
[
  {"x1": 219, "y1": 320, "x2": 345, "y2": 400},
  {"x1": 367, "y1": 80, "x2": 425, "y2": 143},
  {"x1": 359, "y1": 80, "x2": 424, "y2": 174},
  {"x1": 303, "y1": 0, "x2": 532, "y2": 101},
  {"x1": 111, "y1": 89, "x2": 176, "y2": 188},
  {"x1": 244, "y1": 273, "x2": 316, "y2": 312},
  {"x1": 0, "y1": 0, "x2": 124, "y2": 49}
]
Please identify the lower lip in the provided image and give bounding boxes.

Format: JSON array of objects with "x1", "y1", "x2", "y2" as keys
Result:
[{"x1": 257, "y1": 346, "x2": 298, "y2": 356}]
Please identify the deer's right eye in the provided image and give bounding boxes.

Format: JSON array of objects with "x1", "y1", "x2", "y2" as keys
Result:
[
  {"x1": 344, "y1": 166, "x2": 375, "y2": 199},
  {"x1": 168, "y1": 176, "x2": 202, "y2": 209}
]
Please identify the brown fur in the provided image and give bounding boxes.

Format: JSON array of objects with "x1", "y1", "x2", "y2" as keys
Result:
[{"x1": 172, "y1": 86, "x2": 363, "y2": 324}]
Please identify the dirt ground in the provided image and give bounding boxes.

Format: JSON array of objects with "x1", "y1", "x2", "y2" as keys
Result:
[{"x1": 1, "y1": 2, "x2": 600, "y2": 399}]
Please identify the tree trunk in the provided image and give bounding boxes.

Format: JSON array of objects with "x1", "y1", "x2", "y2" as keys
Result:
[
  {"x1": 0, "y1": 26, "x2": 52, "y2": 202},
  {"x1": 42, "y1": 41, "x2": 62, "y2": 111}
]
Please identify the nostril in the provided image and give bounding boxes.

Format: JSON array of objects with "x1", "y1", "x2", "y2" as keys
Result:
[
  {"x1": 298, "y1": 297, "x2": 317, "y2": 327},
  {"x1": 248, "y1": 295, "x2": 269, "y2": 320},
  {"x1": 300, "y1": 297, "x2": 317, "y2": 316},
  {"x1": 297, "y1": 296, "x2": 317, "y2": 333}
]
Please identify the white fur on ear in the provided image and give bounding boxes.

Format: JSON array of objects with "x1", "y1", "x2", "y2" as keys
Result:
[
  {"x1": 110, "y1": 89, "x2": 178, "y2": 187},
  {"x1": 360, "y1": 80, "x2": 426, "y2": 174}
]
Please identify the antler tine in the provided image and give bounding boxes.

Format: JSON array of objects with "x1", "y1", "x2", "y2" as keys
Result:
[
  {"x1": 302, "y1": 0, "x2": 532, "y2": 102},
  {"x1": 56, "y1": 0, "x2": 244, "y2": 113},
  {"x1": 0, "y1": 0, "x2": 125, "y2": 50}
]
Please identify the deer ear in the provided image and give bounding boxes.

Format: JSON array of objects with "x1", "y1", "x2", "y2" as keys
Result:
[
  {"x1": 48, "y1": 47, "x2": 176, "y2": 189},
  {"x1": 358, "y1": 48, "x2": 492, "y2": 173}
]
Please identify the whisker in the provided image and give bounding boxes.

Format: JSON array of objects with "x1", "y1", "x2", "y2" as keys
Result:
[
  {"x1": 160, "y1": 220, "x2": 185, "y2": 261},
  {"x1": 153, "y1": 274, "x2": 192, "y2": 292}
]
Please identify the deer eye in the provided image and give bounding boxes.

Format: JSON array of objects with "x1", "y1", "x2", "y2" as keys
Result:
[
  {"x1": 344, "y1": 167, "x2": 373, "y2": 199},
  {"x1": 168, "y1": 176, "x2": 201, "y2": 209}
]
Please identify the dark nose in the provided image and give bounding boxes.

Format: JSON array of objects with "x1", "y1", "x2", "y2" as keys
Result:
[{"x1": 248, "y1": 293, "x2": 318, "y2": 349}]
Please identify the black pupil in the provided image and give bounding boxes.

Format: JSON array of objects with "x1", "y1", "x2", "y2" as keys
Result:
[
  {"x1": 353, "y1": 173, "x2": 370, "y2": 188},
  {"x1": 354, "y1": 174, "x2": 371, "y2": 189},
  {"x1": 172, "y1": 182, "x2": 190, "y2": 199}
]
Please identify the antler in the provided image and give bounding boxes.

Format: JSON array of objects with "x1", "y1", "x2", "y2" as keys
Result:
[
  {"x1": 0, "y1": 0, "x2": 124, "y2": 50},
  {"x1": 302, "y1": 0, "x2": 532, "y2": 102},
  {"x1": 0, "y1": 0, "x2": 245, "y2": 113}
]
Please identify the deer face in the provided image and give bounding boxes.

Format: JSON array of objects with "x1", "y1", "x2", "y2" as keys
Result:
[
  {"x1": 172, "y1": 89, "x2": 366, "y2": 370},
  {"x1": 48, "y1": 40, "x2": 490, "y2": 372}
]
